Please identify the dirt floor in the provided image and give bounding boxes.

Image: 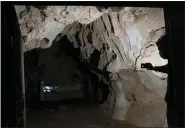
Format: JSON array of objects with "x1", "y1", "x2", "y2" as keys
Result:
[{"x1": 27, "y1": 100, "x2": 137, "y2": 128}]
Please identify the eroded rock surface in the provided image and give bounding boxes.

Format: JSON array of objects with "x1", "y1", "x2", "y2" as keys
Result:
[
  {"x1": 102, "y1": 70, "x2": 167, "y2": 127},
  {"x1": 15, "y1": 6, "x2": 103, "y2": 51},
  {"x1": 16, "y1": 6, "x2": 168, "y2": 127}
]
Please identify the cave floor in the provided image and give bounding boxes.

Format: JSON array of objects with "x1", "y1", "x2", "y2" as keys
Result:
[{"x1": 27, "y1": 101, "x2": 136, "y2": 128}]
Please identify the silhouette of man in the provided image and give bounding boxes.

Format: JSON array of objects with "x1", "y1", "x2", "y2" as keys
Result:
[
  {"x1": 141, "y1": 35, "x2": 177, "y2": 127},
  {"x1": 141, "y1": 35, "x2": 168, "y2": 73}
]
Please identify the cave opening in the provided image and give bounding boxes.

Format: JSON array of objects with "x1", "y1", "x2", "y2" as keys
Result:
[{"x1": 24, "y1": 35, "x2": 110, "y2": 114}]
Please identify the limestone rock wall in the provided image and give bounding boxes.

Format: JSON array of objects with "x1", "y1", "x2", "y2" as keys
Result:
[
  {"x1": 15, "y1": 6, "x2": 167, "y2": 76},
  {"x1": 15, "y1": 5, "x2": 103, "y2": 51}
]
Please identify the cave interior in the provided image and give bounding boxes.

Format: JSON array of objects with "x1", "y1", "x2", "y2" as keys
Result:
[{"x1": 2, "y1": 4, "x2": 184, "y2": 128}]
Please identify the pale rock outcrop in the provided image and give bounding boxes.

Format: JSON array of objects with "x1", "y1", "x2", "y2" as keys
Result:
[
  {"x1": 16, "y1": 6, "x2": 167, "y2": 75},
  {"x1": 102, "y1": 69, "x2": 167, "y2": 127},
  {"x1": 15, "y1": 6, "x2": 103, "y2": 51}
]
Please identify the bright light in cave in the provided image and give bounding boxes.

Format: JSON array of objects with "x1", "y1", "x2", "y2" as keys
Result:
[{"x1": 42, "y1": 85, "x2": 57, "y2": 93}]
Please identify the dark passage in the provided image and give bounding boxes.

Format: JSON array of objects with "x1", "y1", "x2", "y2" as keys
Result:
[
  {"x1": 24, "y1": 35, "x2": 110, "y2": 114},
  {"x1": 23, "y1": 35, "x2": 113, "y2": 128}
]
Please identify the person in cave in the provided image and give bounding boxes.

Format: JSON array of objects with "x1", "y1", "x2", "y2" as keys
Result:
[
  {"x1": 141, "y1": 35, "x2": 177, "y2": 127},
  {"x1": 141, "y1": 35, "x2": 168, "y2": 74}
]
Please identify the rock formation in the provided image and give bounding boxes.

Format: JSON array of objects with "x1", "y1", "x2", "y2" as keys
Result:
[{"x1": 15, "y1": 6, "x2": 168, "y2": 127}]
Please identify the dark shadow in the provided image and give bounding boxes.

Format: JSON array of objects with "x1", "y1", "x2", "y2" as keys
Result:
[
  {"x1": 32, "y1": 6, "x2": 47, "y2": 10},
  {"x1": 90, "y1": 73, "x2": 99, "y2": 102},
  {"x1": 99, "y1": 81, "x2": 110, "y2": 104},
  {"x1": 96, "y1": 6, "x2": 124, "y2": 12},
  {"x1": 164, "y1": 5, "x2": 184, "y2": 127},
  {"x1": 54, "y1": 35, "x2": 81, "y2": 61},
  {"x1": 89, "y1": 49, "x2": 101, "y2": 70},
  {"x1": 25, "y1": 49, "x2": 39, "y2": 68},
  {"x1": 24, "y1": 49, "x2": 41, "y2": 112}
]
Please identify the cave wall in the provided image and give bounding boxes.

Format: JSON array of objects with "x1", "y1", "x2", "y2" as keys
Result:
[
  {"x1": 59, "y1": 9, "x2": 167, "y2": 126},
  {"x1": 15, "y1": 6, "x2": 168, "y2": 127},
  {"x1": 63, "y1": 8, "x2": 167, "y2": 77},
  {"x1": 14, "y1": 5, "x2": 103, "y2": 51},
  {"x1": 16, "y1": 6, "x2": 167, "y2": 74}
]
